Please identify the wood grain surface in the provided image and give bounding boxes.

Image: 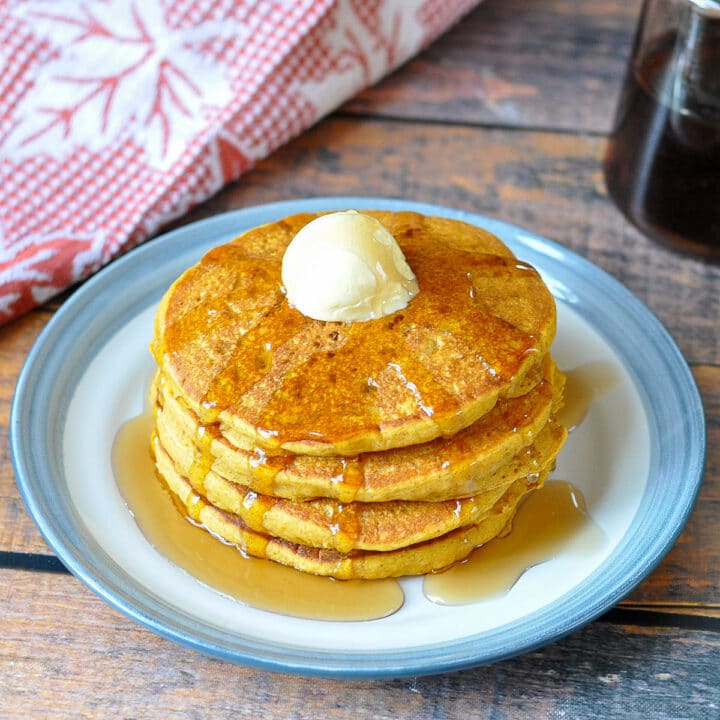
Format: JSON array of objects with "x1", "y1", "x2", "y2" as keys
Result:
[
  {"x1": 1, "y1": 0, "x2": 718, "y2": 717},
  {"x1": 346, "y1": 0, "x2": 641, "y2": 133},
  {"x1": 3, "y1": 569, "x2": 720, "y2": 720}
]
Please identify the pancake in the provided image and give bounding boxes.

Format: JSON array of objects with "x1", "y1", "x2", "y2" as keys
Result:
[
  {"x1": 148, "y1": 210, "x2": 567, "y2": 580},
  {"x1": 152, "y1": 358, "x2": 565, "y2": 502},
  {"x1": 153, "y1": 429, "x2": 558, "y2": 552},
  {"x1": 151, "y1": 211, "x2": 557, "y2": 456},
  {"x1": 158, "y1": 453, "x2": 543, "y2": 579}
]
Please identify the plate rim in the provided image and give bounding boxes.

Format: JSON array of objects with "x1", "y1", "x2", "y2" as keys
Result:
[{"x1": 10, "y1": 196, "x2": 706, "y2": 678}]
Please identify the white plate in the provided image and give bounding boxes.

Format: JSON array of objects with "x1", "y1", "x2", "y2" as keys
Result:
[{"x1": 11, "y1": 198, "x2": 705, "y2": 677}]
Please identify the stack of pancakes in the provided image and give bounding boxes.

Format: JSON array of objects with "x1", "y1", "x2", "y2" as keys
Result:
[{"x1": 149, "y1": 211, "x2": 567, "y2": 579}]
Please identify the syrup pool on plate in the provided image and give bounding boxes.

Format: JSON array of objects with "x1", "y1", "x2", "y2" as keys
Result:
[
  {"x1": 423, "y1": 480, "x2": 607, "y2": 604},
  {"x1": 112, "y1": 411, "x2": 404, "y2": 622}
]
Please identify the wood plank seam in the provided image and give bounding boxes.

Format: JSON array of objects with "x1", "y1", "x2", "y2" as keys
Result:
[
  {"x1": 334, "y1": 108, "x2": 609, "y2": 138},
  {"x1": 3, "y1": 552, "x2": 719, "y2": 633},
  {"x1": 0, "y1": 551, "x2": 67, "y2": 574}
]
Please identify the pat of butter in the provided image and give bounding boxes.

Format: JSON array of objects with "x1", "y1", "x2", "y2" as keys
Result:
[{"x1": 281, "y1": 211, "x2": 419, "y2": 322}]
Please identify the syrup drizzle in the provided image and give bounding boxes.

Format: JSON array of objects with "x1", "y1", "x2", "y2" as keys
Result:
[
  {"x1": 158, "y1": 365, "x2": 556, "y2": 505},
  {"x1": 423, "y1": 361, "x2": 617, "y2": 604},
  {"x1": 112, "y1": 412, "x2": 404, "y2": 622},
  {"x1": 113, "y1": 360, "x2": 617, "y2": 618},
  {"x1": 157, "y1": 215, "x2": 557, "y2": 454},
  {"x1": 423, "y1": 481, "x2": 607, "y2": 604}
]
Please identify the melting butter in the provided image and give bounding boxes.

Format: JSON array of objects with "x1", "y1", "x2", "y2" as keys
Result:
[{"x1": 281, "y1": 210, "x2": 419, "y2": 322}]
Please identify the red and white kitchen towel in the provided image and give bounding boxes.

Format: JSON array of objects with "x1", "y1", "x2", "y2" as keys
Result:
[{"x1": 0, "y1": 0, "x2": 479, "y2": 324}]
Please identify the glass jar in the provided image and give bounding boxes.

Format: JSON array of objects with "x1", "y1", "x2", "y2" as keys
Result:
[{"x1": 603, "y1": 0, "x2": 720, "y2": 260}]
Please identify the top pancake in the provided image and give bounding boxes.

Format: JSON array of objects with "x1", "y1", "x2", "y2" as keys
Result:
[{"x1": 152, "y1": 211, "x2": 557, "y2": 456}]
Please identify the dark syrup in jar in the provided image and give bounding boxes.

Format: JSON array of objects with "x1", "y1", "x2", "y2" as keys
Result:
[{"x1": 604, "y1": 24, "x2": 720, "y2": 259}]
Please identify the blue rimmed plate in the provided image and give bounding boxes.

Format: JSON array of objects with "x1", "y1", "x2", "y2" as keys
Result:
[{"x1": 11, "y1": 198, "x2": 705, "y2": 678}]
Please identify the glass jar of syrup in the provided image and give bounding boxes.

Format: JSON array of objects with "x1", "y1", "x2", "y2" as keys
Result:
[{"x1": 604, "y1": 0, "x2": 720, "y2": 260}]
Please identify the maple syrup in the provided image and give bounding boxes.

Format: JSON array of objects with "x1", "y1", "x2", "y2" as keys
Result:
[
  {"x1": 557, "y1": 362, "x2": 619, "y2": 431},
  {"x1": 111, "y1": 412, "x2": 404, "y2": 621},
  {"x1": 422, "y1": 362, "x2": 617, "y2": 604},
  {"x1": 156, "y1": 213, "x2": 557, "y2": 457},
  {"x1": 423, "y1": 481, "x2": 607, "y2": 604},
  {"x1": 604, "y1": 19, "x2": 720, "y2": 259},
  {"x1": 113, "y1": 359, "x2": 615, "y2": 617}
]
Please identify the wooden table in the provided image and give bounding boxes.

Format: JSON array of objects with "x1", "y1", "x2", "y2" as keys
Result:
[{"x1": 2, "y1": 1, "x2": 718, "y2": 717}]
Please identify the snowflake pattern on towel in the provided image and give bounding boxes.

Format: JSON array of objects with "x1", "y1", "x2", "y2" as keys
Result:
[
  {"x1": 4, "y1": 0, "x2": 246, "y2": 167},
  {"x1": 0, "y1": 0, "x2": 479, "y2": 322}
]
